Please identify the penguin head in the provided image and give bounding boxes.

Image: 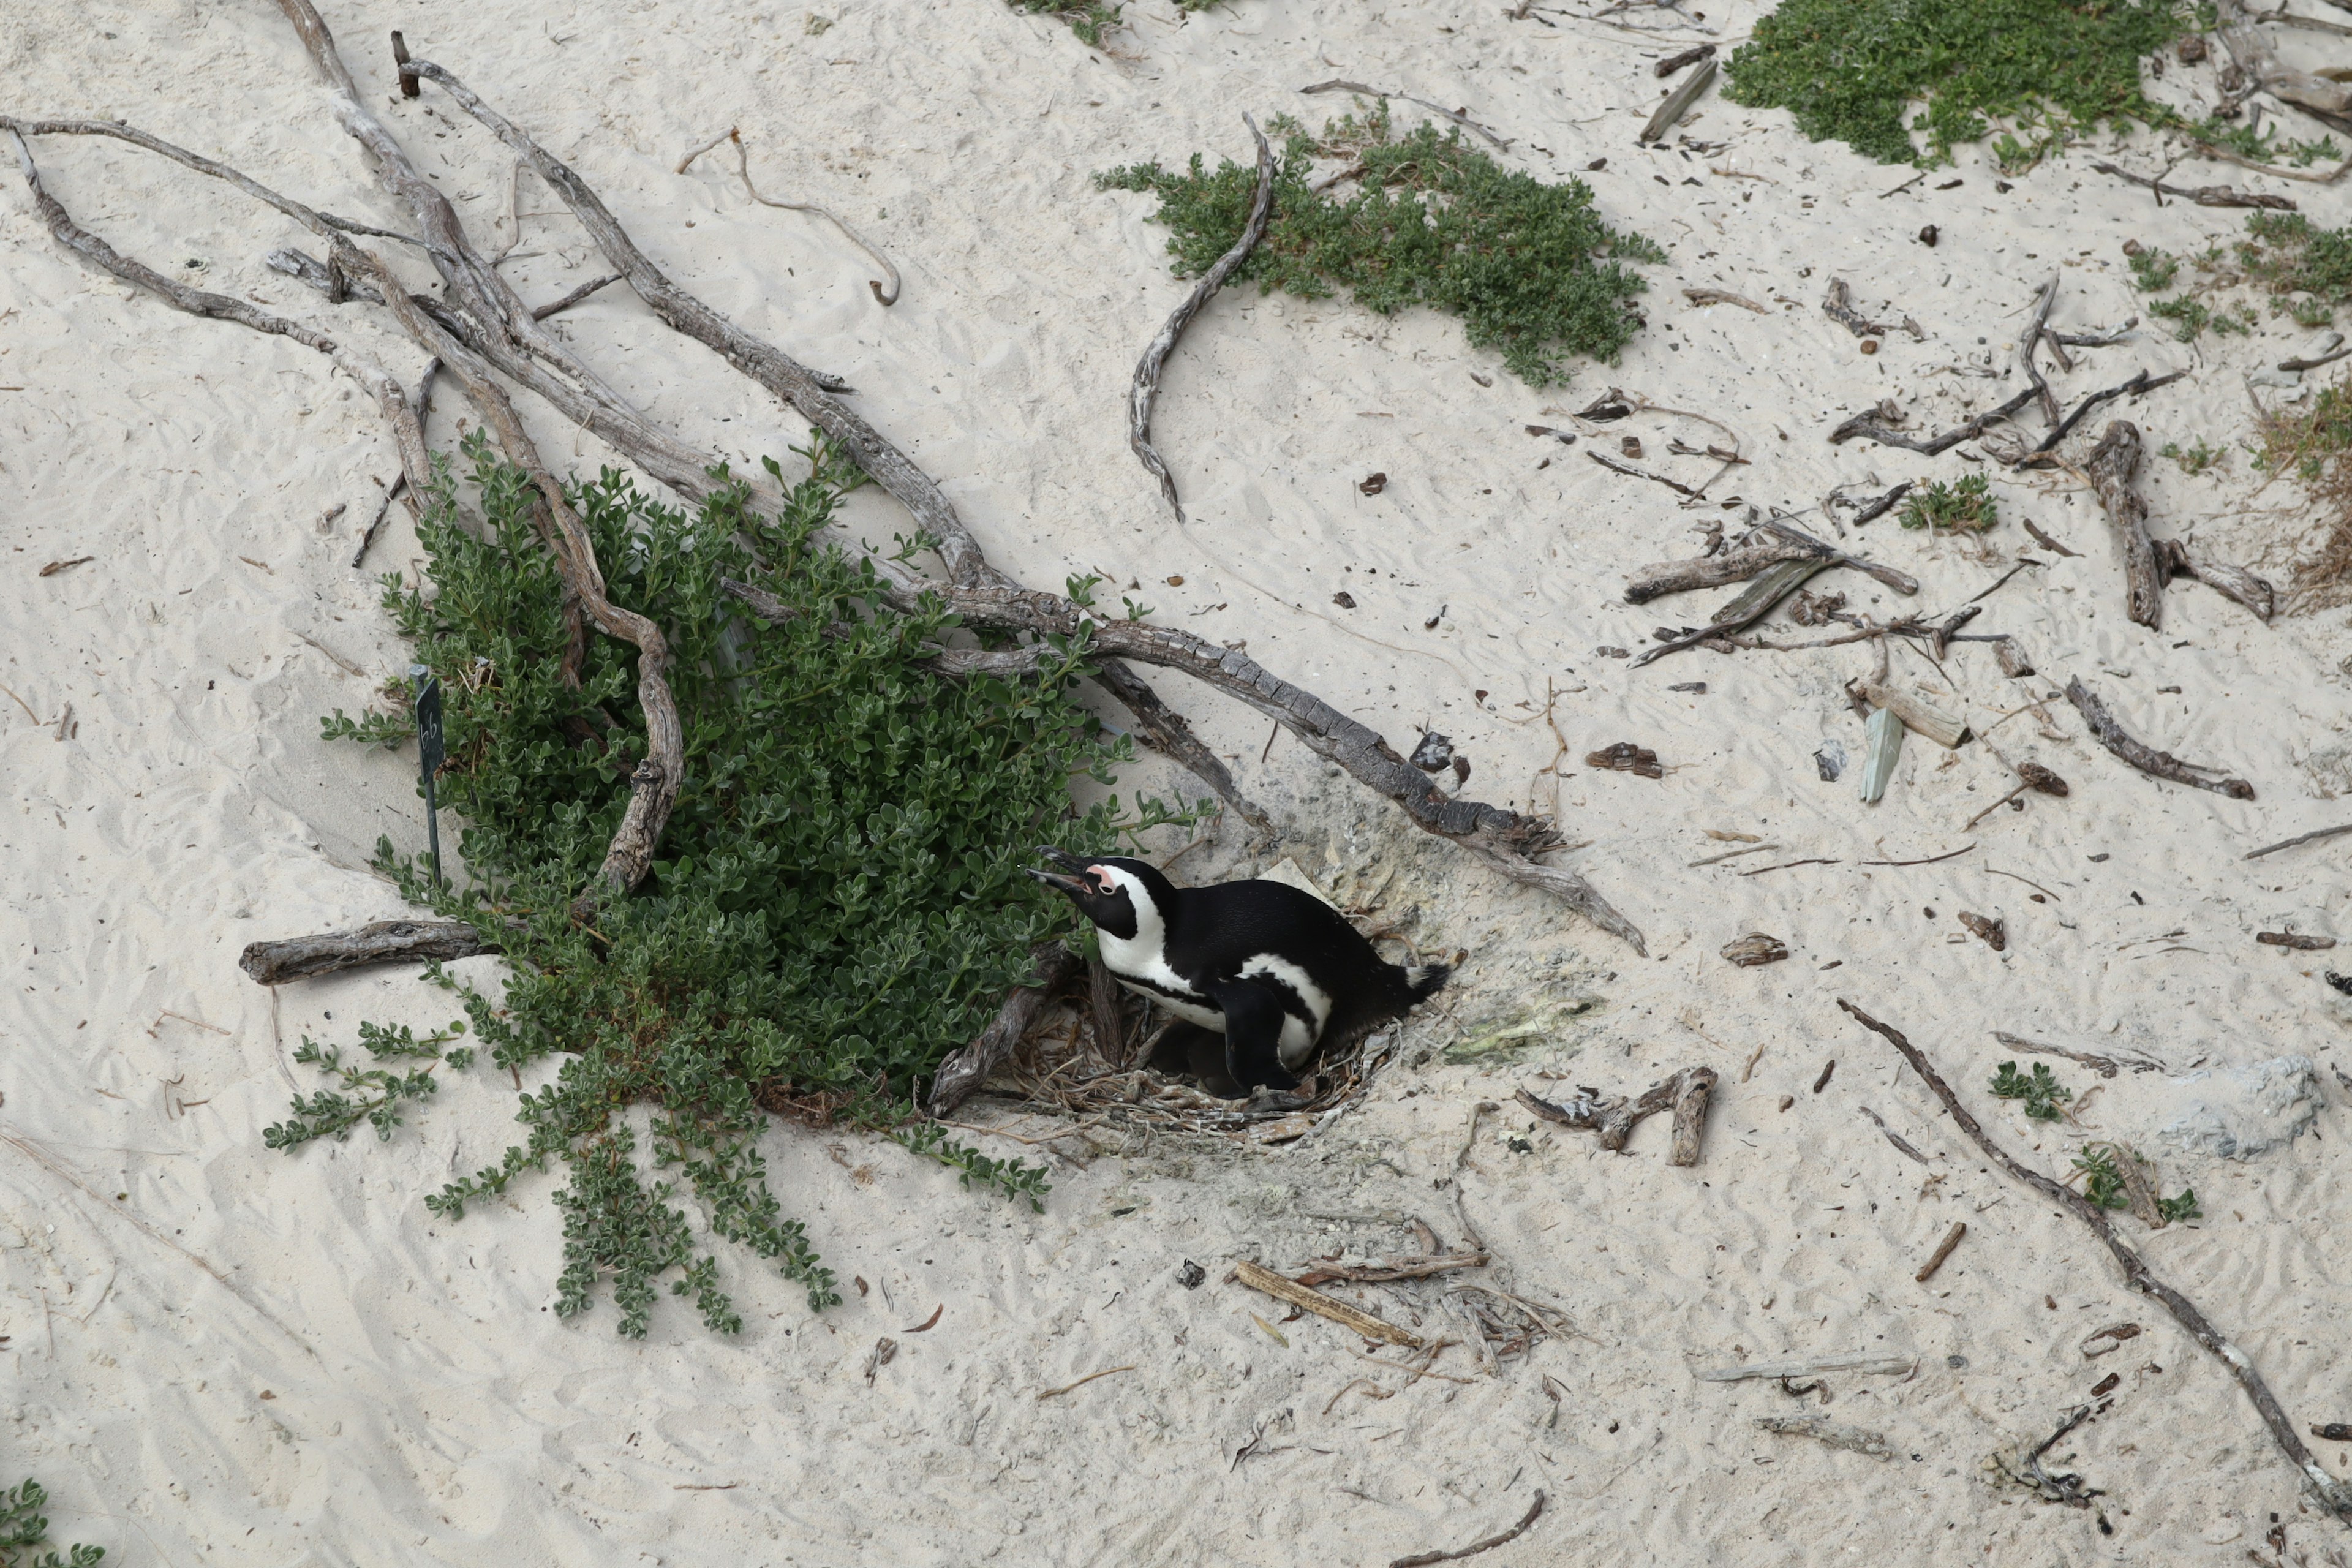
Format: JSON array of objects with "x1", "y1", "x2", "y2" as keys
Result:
[{"x1": 1027, "y1": 848, "x2": 1175, "y2": 941}]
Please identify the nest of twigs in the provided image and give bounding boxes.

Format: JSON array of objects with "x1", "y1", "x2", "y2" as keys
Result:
[{"x1": 993, "y1": 981, "x2": 1407, "y2": 1138}]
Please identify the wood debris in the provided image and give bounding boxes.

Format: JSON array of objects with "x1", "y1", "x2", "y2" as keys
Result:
[
  {"x1": 1821, "y1": 278, "x2": 1923, "y2": 341},
  {"x1": 1585, "y1": 741, "x2": 1662, "y2": 778},
  {"x1": 1755, "y1": 1414, "x2": 1894, "y2": 1459},
  {"x1": 2065, "y1": 678, "x2": 2254, "y2": 799},
  {"x1": 1231, "y1": 1259, "x2": 1422, "y2": 1348},
  {"x1": 1515, "y1": 1065, "x2": 1716, "y2": 1164},
  {"x1": 1720, "y1": 933, "x2": 1788, "y2": 967},
  {"x1": 1958, "y1": 911, "x2": 2005, "y2": 951}
]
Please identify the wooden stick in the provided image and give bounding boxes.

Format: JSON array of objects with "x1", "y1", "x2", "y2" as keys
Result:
[
  {"x1": 2155, "y1": 537, "x2": 2276, "y2": 622},
  {"x1": 928, "y1": 943, "x2": 1083, "y2": 1115},
  {"x1": 1389, "y1": 1491, "x2": 1545, "y2": 1568},
  {"x1": 1695, "y1": 1352, "x2": 1913, "y2": 1382},
  {"x1": 1624, "y1": 536, "x2": 1827, "y2": 604},
  {"x1": 1914, "y1": 1221, "x2": 1967, "y2": 1283},
  {"x1": 1232, "y1": 1259, "x2": 1422, "y2": 1348},
  {"x1": 239, "y1": 919, "x2": 497, "y2": 985},
  {"x1": 1667, "y1": 1065, "x2": 1716, "y2": 1166},
  {"x1": 1036, "y1": 1364, "x2": 1136, "y2": 1400},
  {"x1": 1294, "y1": 1252, "x2": 1488, "y2": 1286},
  {"x1": 2025, "y1": 369, "x2": 2189, "y2": 461},
  {"x1": 2021, "y1": 274, "x2": 2062, "y2": 428},
  {"x1": 2089, "y1": 159, "x2": 2296, "y2": 210},
  {"x1": 2084, "y1": 421, "x2": 2163, "y2": 628},
  {"x1": 1640, "y1": 57, "x2": 1716, "y2": 143},
  {"x1": 1130, "y1": 115, "x2": 1275, "y2": 522},
  {"x1": 1820, "y1": 277, "x2": 1921, "y2": 341},
  {"x1": 2066, "y1": 677, "x2": 2253, "y2": 799},
  {"x1": 1838, "y1": 998, "x2": 2350, "y2": 1520},
  {"x1": 2245, "y1": 823, "x2": 2352, "y2": 860},
  {"x1": 1831, "y1": 385, "x2": 2037, "y2": 456},
  {"x1": 1858, "y1": 679, "x2": 1968, "y2": 748}
]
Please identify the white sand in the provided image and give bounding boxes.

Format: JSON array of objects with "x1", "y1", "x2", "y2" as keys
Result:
[{"x1": 6, "y1": 0, "x2": 2352, "y2": 1561}]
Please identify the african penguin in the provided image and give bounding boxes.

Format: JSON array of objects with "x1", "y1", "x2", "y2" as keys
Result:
[{"x1": 1026, "y1": 847, "x2": 1449, "y2": 1095}]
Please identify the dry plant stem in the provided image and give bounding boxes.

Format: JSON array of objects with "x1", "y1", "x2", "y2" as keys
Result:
[
  {"x1": 2085, "y1": 421, "x2": 2164, "y2": 630},
  {"x1": 2021, "y1": 274, "x2": 2062, "y2": 426},
  {"x1": 2088, "y1": 159, "x2": 2296, "y2": 209},
  {"x1": 928, "y1": 943, "x2": 1083, "y2": 1115},
  {"x1": 1836, "y1": 998, "x2": 2351, "y2": 1521},
  {"x1": 1991, "y1": 1030, "x2": 2144, "y2": 1077},
  {"x1": 2245, "y1": 823, "x2": 2352, "y2": 860},
  {"x1": 1388, "y1": 1491, "x2": 1546, "y2": 1568},
  {"x1": 1915, "y1": 1220, "x2": 1967, "y2": 1283},
  {"x1": 531, "y1": 272, "x2": 624, "y2": 320},
  {"x1": 240, "y1": 918, "x2": 497, "y2": 985},
  {"x1": 726, "y1": 131, "x2": 900, "y2": 306},
  {"x1": 1232, "y1": 1259, "x2": 1422, "y2": 1348},
  {"x1": 1129, "y1": 116, "x2": 1275, "y2": 521},
  {"x1": 1300, "y1": 80, "x2": 1509, "y2": 149},
  {"x1": 1294, "y1": 1252, "x2": 1489, "y2": 1286},
  {"x1": 1, "y1": 126, "x2": 428, "y2": 498},
  {"x1": 2066, "y1": 677, "x2": 2254, "y2": 799}
]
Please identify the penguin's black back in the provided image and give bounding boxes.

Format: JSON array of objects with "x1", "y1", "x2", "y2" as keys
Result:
[{"x1": 1160, "y1": 876, "x2": 1438, "y2": 1038}]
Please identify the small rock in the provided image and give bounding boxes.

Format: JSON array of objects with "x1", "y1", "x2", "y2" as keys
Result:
[
  {"x1": 1918, "y1": 224, "x2": 1939, "y2": 247},
  {"x1": 1359, "y1": 472, "x2": 1389, "y2": 495},
  {"x1": 1177, "y1": 1259, "x2": 1207, "y2": 1289},
  {"x1": 1332, "y1": 590, "x2": 1357, "y2": 609}
]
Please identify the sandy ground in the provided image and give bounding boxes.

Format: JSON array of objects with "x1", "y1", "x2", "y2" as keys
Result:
[{"x1": 7, "y1": 0, "x2": 2352, "y2": 1562}]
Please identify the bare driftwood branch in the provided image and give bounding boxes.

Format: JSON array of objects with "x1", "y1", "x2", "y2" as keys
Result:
[
  {"x1": 1838, "y1": 998, "x2": 2350, "y2": 1521},
  {"x1": 2089, "y1": 159, "x2": 2297, "y2": 209},
  {"x1": 1089, "y1": 659, "x2": 1280, "y2": 845},
  {"x1": 2021, "y1": 274, "x2": 2062, "y2": 426},
  {"x1": 1640, "y1": 56, "x2": 1716, "y2": 144},
  {"x1": 240, "y1": 919, "x2": 496, "y2": 985},
  {"x1": 1129, "y1": 116, "x2": 1275, "y2": 521},
  {"x1": 2022, "y1": 369, "x2": 2189, "y2": 461},
  {"x1": 1300, "y1": 78, "x2": 1509, "y2": 149},
  {"x1": 927, "y1": 943, "x2": 1083, "y2": 1115},
  {"x1": 2155, "y1": 538, "x2": 2275, "y2": 621},
  {"x1": 2214, "y1": 0, "x2": 2352, "y2": 138},
  {"x1": 2084, "y1": 421, "x2": 2164, "y2": 629},
  {"x1": 1294, "y1": 1251, "x2": 1488, "y2": 1286},
  {"x1": 1233, "y1": 1259, "x2": 1423, "y2": 1347},
  {"x1": 1388, "y1": 1491, "x2": 1545, "y2": 1568},
  {"x1": 1624, "y1": 535, "x2": 1819, "y2": 603},
  {"x1": 1517, "y1": 1065, "x2": 1713, "y2": 1161},
  {"x1": 1833, "y1": 386, "x2": 2037, "y2": 455},
  {"x1": 2066, "y1": 677, "x2": 2253, "y2": 799},
  {"x1": 1821, "y1": 277, "x2": 1921, "y2": 341}
]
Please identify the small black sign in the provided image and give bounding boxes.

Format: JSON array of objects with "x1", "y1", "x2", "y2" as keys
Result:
[{"x1": 413, "y1": 670, "x2": 445, "y2": 778}]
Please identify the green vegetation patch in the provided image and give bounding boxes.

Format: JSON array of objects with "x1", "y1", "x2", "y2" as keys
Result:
[
  {"x1": 1991, "y1": 1059, "x2": 2071, "y2": 1120},
  {"x1": 2127, "y1": 215, "x2": 2352, "y2": 341},
  {"x1": 284, "y1": 435, "x2": 1179, "y2": 1336},
  {"x1": 1723, "y1": 0, "x2": 2194, "y2": 169},
  {"x1": 1900, "y1": 473, "x2": 1999, "y2": 532},
  {"x1": 1099, "y1": 103, "x2": 1664, "y2": 387},
  {"x1": 1, "y1": 1479, "x2": 102, "y2": 1568},
  {"x1": 2179, "y1": 115, "x2": 2340, "y2": 170},
  {"x1": 1008, "y1": 0, "x2": 1224, "y2": 47},
  {"x1": 2160, "y1": 437, "x2": 2226, "y2": 475},
  {"x1": 2071, "y1": 1144, "x2": 2202, "y2": 1223}
]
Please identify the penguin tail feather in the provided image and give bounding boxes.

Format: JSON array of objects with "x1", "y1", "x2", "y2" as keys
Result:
[{"x1": 1403, "y1": 962, "x2": 1452, "y2": 1005}]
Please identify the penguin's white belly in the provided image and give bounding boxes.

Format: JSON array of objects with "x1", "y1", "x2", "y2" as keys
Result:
[{"x1": 1099, "y1": 932, "x2": 1336, "y2": 1065}]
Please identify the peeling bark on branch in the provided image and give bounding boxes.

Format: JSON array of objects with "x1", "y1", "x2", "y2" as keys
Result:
[{"x1": 240, "y1": 919, "x2": 496, "y2": 985}]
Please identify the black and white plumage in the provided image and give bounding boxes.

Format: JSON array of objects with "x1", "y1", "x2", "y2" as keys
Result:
[{"x1": 1027, "y1": 848, "x2": 1449, "y2": 1095}]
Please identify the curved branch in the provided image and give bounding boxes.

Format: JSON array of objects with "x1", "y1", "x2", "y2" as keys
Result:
[{"x1": 1128, "y1": 115, "x2": 1276, "y2": 521}]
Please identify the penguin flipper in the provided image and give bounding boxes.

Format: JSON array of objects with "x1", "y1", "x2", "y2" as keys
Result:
[{"x1": 1202, "y1": 978, "x2": 1300, "y2": 1095}]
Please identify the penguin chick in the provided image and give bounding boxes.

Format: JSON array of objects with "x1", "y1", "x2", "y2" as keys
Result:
[{"x1": 1027, "y1": 847, "x2": 1449, "y2": 1095}]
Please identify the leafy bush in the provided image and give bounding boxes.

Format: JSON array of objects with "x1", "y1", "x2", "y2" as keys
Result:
[
  {"x1": 0, "y1": 1479, "x2": 102, "y2": 1568},
  {"x1": 1990, "y1": 1059, "x2": 2071, "y2": 1120},
  {"x1": 1723, "y1": 0, "x2": 2193, "y2": 168},
  {"x1": 2071, "y1": 1144, "x2": 2202, "y2": 1223},
  {"x1": 271, "y1": 434, "x2": 1163, "y2": 1336},
  {"x1": 1900, "y1": 473, "x2": 1998, "y2": 532},
  {"x1": 1099, "y1": 103, "x2": 1664, "y2": 386}
]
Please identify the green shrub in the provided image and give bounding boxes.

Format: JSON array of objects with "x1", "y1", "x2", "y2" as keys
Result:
[
  {"x1": 1990, "y1": 1059, "x2": 2071, "y2": 1120},
  {"x1": 1723, "y1": 0, "x2": 2193, "y2": 168},
  {"x1": 2071, "y1": 1145, "x2": 2202, "y2": 1223},
  {"x1": 1900, "y1": 473, "x2": 1998, "y2": 532},
  {"x1": 2160, "y1": 437, "x2": 2226, "y2": 475},
  {"x1": 0, "y1": 1479, "x2": 102, "y2": 1568},
  {"x1": 271, "y1": 434, "x2": 1180, "y2": 1336},
  {"x1": 1099, "y1": 103, "x2": 1664, "y2": 387}
]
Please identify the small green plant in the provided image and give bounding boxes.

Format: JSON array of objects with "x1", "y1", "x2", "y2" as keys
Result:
[
  {"x1": 1008, "y1": 0, "x2": 1121, "y2": 44},
  {"x1": 2176, "y1": 114, "x2": 2340, "y2": 170},
  {"x1": 1991, "y1": 1059, "x2": 2072, "y2": 1120},
  {"x1": 1722, "y1": 0, "x2": 2194, "y2": 168},
  {"x1": 0, "y1": 1479, "x2": 102, "y2": 1568},
  {"x1": 2149, "y1": 294, "x2": 2212, "y2": 340},
  {"x1": 2160, "y1": 438, "x2": 2226, "y2": 475},
  {"x1": 1099, "y1": 102, "x2": 1664, "y2": 386},
  {"x1": 2127, "y1": 246, "x2": 2180, "y2": 293},
  {"x1": 2070, "y1": 1145, "x2": 2203, "y2": 1223},
  {"x1": 273, "y1": 432, "x2": 1189, "y2": 1336},
  {"x1": 1900, "y1": 473, "x2": 1999, "y2": 533},
  {"x1": 2239, "y1": 211, "x2": 2352, "y2": 324}
]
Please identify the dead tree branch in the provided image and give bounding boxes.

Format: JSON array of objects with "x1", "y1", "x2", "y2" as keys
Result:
[
  {"x1": 1129, "y1": 116, "x2": 1275, "y2": 521},
  {"x1": 2084, "y1": 420, "x2": 2164, "y2": 629},
  {"x1": 2066, "y1": 677, "x2": 2255, "y2": 799},
  {"x1": 928, "y1": 943, "x2": 1084, "y2": 1115},
  {"x1": 240, "y1": 919, "x2": 497, "y2": 985}
]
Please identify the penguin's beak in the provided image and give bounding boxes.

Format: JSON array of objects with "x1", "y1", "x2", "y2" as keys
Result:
[{"x1": 1027, "y1": 845, "x2": 1092, "y2": 899}]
